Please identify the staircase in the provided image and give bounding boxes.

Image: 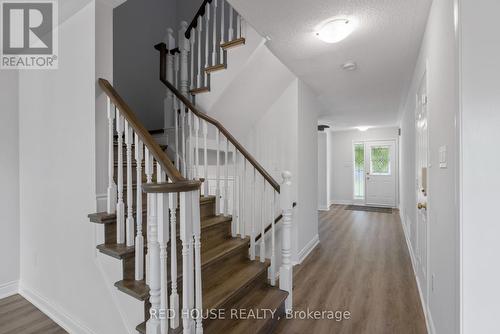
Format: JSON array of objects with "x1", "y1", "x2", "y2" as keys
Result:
[{"x1": 88, "y1": 1, "x2": 295, "y2": 333}]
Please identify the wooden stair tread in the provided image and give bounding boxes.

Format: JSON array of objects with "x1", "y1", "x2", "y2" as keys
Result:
[
  {"x1": 114, "y1": 280, "x2": 149, "y2": 300},
  {"x1": 113, "y1": 237, "x2": 249, "y2": 301},
  {"x1": 221, "y1": 38, "x2": 246, "y2": 50},
  {"x1": 96, "y1": 243, "x2": 135, "y2": 259},
  {"x1": 205, "y1": 63, "x2": 226, "y2": 73},
  {"x1": 89, "y1": 196, "x2": 214, "y2": 224},
  {"x1": 203, "y1": 258, "x2": 269, "y2": 311},
  {"x1": 190, "y1": 86, "x2": 210, "y2": 95},
  {"x1": 201, "y1": 215, "x2": 232, "y2": 229},
  {"x1": 205, "y1": 285, "x2": 288, "y2": 334}
]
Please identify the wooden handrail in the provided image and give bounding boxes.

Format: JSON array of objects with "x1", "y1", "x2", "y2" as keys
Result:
[
  {"x1": 159, "y1": 76, "x2": 281, "y2": 193},
  {"x1": 98, "y1": 78, "x2": 186, "y2": 184},
  {"x1": 143, "y1": 180, "x2": 202, "y2": 194},
  {"x1": 255, "y1": 202, "x2": 296, "y2": 242},
  {"x1": 185, "y1": 0, "x2": 213, "y2": 39}
]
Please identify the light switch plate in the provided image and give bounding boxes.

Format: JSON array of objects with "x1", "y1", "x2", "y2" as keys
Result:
[{"x1": 439, "y1": 145, "x2": 447, "y2": 168}]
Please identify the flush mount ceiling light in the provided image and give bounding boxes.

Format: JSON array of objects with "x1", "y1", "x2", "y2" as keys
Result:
[
  {"x1": 315, "y1": 18, "x2": 356, "y2": 43},
  {"x1": 357, "y1": 126, "x2": 370, "y2": 132},
  {"x1": 341, "y1": 61, "x2": 357, "y2": 71}
]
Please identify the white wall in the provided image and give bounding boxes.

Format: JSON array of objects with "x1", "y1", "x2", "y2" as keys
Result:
[
  {"x1": 317, "y1": 132, "x2": 329, "y2": 210},
  {"x1": 113, "y1": 0, "x2": 177, "y2": 130},
  {"x1": 296, "y1": 81, "x2": 319, "y2": 262},
  {"x1": 0, "y1": 70, "x2": 20, "y2": 298},
  {"x1": 328, "y1": 127, "x2": 399, "y2": 205},
  {"x1": 460, "y1": 0, "x2": 500, "y2": 332},
  {"x1": 18, "y1": 2, "x2": 129, "y2": 333},
  {"x1": 399, "y1": 0, "x2": 460, "y2": 333}
]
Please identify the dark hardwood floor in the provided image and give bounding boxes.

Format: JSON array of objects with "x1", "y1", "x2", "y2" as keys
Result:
[
  {"x1": 0, "y1": 294, "x2": 66, "y2": 334},
  {"x1": 275, "y1": 205, "x2": 427, "y2": 334}
]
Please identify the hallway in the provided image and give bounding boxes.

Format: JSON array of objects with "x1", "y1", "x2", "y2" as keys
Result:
[{"x1": 275, "y1": 205, "x2": 427, "y2": 334}]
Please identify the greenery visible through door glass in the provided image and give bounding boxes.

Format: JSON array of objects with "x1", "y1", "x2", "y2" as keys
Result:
[
  {"x1": 354, "y1": 144, "x2": 364, "y2": 198},
  {"x1": 371, "y1": 146, "x2": 390, "y2": 175}
]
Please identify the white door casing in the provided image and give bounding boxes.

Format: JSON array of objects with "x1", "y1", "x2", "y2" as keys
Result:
[
  {"x1": 416, "y1": 72, "x2": 429, "y2": 304},
  {"x1": 365, "y1": 140, "x2": 397, "y2": 207}
]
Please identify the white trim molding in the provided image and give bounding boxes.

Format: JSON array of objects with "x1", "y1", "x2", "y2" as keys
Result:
[
  {"x1": 294, "y1": 234, "x2": 319, "y2": 265},
  {"x1": 0, "y1": 280, "x2": 19, "y2": 299},
  {"x1": 398, "y1": 211, "x2": 436, "y2": 334},
  {"x1": 19, "y1": 285, "x2": 97, "y2": 334}
]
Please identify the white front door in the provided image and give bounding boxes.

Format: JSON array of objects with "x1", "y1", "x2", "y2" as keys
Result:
[
  {"x1": 415, "y1": 73, "x2": 429, "y2": 303},
  {"x1": 365, "y1": 140, "x2": 396, "y2": 207}
]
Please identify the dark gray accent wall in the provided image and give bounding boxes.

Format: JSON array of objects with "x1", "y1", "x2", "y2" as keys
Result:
[{"x1": 113, "y1": 0, "x2": 177, "y2": 130}]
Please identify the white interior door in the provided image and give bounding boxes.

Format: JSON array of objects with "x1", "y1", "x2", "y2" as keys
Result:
[
  {"x1": 365, "y1": 140, "x2": 396, "y2": 207},
  {"x1": 416, "y1": 73, "x2": 429, "y2": 302}
]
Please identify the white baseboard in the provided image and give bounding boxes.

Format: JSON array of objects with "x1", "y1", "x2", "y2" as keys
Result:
[
  {"x1": 318, "y1": 205, "x2": 329, "y2": 211},
  {"x1": 330, "y1": 199, "x2": 353, "y2": 206},
  {"x1": 398, "y1": 212, "x2": 435, "y2": 334},
  {"x1": 295, "y1": 234, "x2": 319, "y2": 265},
  {"x1": 0, "y1": 280, "x2": 19, "y2": 299},
  {"x1": 19, "y1": 284, "x2": 97, "y2": 334}
]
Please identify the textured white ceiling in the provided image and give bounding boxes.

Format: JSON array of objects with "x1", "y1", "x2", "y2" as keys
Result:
[{"x1": 229, "y1": 0, "x2": 432, "y2": 130}]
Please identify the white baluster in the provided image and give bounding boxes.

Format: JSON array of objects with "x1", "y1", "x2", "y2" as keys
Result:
[
  {"x1": 107, "y1": 99, "x2": 117, "y2": 214},
  {"x1": 145, "y1": 149, "x2": 153, "y2": 285},
  {"x1": 116, "y1": 112, "x2": 125, "y2": 244},
  {"x1": 212, "y1": 0, "x2": 218, "y2": 66},
  {"x1": 125, "y1": 123, "x2": 135, "y2": 247},
  {"x1": 240, "y1": 159, "x2": 246, "y2": 239},
  {"x1": 146, "y1": 162, "x2": 161, "y2": 334},
  {"x1": 187, "y1": 112, "x2": 193, "y2": 179},
  {"x1": 250, "y1": 167, "x2": 255, "y2": 260},
  {"x1": 190, "y1": 34, "x2": 195, "y2": 90},
  {"x1": 205, "y1": 2, "x2": 210, "y2": 80},
  {"x1": 169, "y1": 192, "x2": 180, "y2": 329},
  {"x1": 228, "y1": 6, "x2": 234, "y2": 41},
  {"x1": 224, "y1": 138, "x2": 229, "y2": 216},
  {"x1": 220, "y1": 0, "x2": 225, "y2": 64},
  {"x1": 215, "y1": 129, "x2": 221, "y2": 214},
  {"x1": 270, "y1": 190, "x2": 276, "y2": 286},
  {"x1": 260, "y1": 179, "x2": 266, "y2": 262},
  {"x1": 165, "y1": 28, "x2": 175, "y2": 132},
  {"x1": 156, "y1": 164, "x2": 169, "y2": 334},
  {"x1": 134, "y1": 135, "x2": 144, "y2": 281},
  {"x1": 197, "y1": 16, "x2": 202, "y2": 87},
  {"x1": 236, "y1": 14, "x2": 241, "y2": 39},
  {"x1": 178, "y1": 21, "x2": 190, "y2": 96},
  {"x1": 192, "y1": 191, "x2": 203, "y2": 334},
  {"x1": 280, "y1": 171, "x2": 293, "y2": 311},
  {"x1": 194, "y1": 116, "x2": 200, "y2": 180},
  {"x1": 175, "y1": 109, "x2": 180, "y2": 169},
  {"x1": 203, "y1": 121, "x2": 209, "y2": 196},
  {"x1": 232, "y1": 148, "x2": 237, "y2": 237},
  {"x1": 181, "y1": 109, "x2": 187, "y2": 177},
  {"x1": 180, "y1": 191, "x2": 193, "y2": 334}
]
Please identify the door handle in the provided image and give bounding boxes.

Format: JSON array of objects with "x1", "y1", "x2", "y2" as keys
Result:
[{"x1": 417, "y1": 202, "x2": 427, "y2": 210}]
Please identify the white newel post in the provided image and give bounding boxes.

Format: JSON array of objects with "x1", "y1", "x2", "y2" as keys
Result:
[
  {"x1": 169, "y1": 193, "x2": 180, "y2": 329},
  {"x1": 156, "y1": 164, "x2": 169, "y2": 334},
  {"x1": 192, "y1": 191, "x2": 203, "y2": 334},
  {"x1": 106, "y1": 99, "x2": 117, "y2": 214},
  {"x1": 279, "y1": 171, "x2": 293, "y2": 311},
  {"x1": 178, "y1": 21, "x2": 190, "y2": 97},
  {"x1": 135, "y1": 135, "x2": 144, "y2": 280},
  {"x1": 146, "y1": 164, "x2": 161, "y2": 334},
  {"x1": 116, "y1": 113, "x2": 125, "y2": 244},
  {"x1": 180, "y1": 191, "x2": 193, "y2": 334}
]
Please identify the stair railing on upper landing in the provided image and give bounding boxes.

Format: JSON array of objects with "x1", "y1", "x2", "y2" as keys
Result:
[{"x1": 154, "y1": 0, "x2": 295, "y2": 322}]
